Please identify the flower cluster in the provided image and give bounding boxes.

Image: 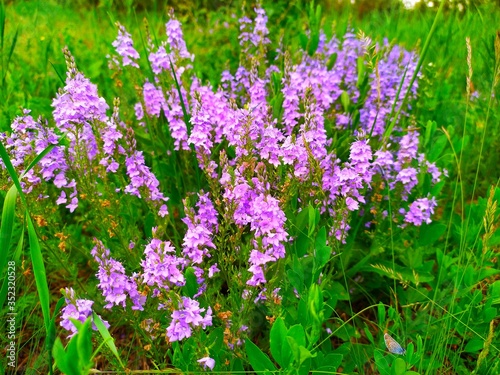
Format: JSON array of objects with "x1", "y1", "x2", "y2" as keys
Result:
[
  {"x1": 0, "y1": 110, "x2": 67, "y2": 196},
  {"x1": 59, "y1": 287, "x2": 109, "y2": 338},
  {"x1": 91, "y1": 239, "x2": 146, "y2": 311},
  {"x1": 141, "y1": 237, "x2": 185, "y2": 295},
  {"x1": 110, "y1": 23, "x2": 140, "y2": 68},
  {"x1": 166, "y1": 296, "x2": 213, "y2": 342},
  {"x1": 220, "y1": 162, "x2": 288, "y2": 287}
]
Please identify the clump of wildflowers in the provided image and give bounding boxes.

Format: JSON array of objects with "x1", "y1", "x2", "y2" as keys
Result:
[
  {"x1": 0, "y1": 110, "x2": 67, "y2": 195},
  {"x1": 0, "y1": 6, "x2": 450, "y2": 372}
]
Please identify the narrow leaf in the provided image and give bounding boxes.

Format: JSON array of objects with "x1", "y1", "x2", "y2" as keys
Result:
[
  {"x1": 27, "y1": 214, "x2": 50, "y2": 329},
  {"x1": 93, "y1": 312, "x2": 124, "y2": 368},
  {"x1": 0, "y1": 185, "x2": 18, "y2": 309}
]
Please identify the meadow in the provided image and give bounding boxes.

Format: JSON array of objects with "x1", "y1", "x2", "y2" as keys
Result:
[{"x1": 1, "y1": 0, "x2": 500, "y2": 374}]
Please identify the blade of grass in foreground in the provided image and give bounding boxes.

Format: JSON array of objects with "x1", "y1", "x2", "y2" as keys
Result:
[
  {"x1": 0, "y1": 140, "x2": 55, "y2": 374},
  {"x1": 0, "y1": 185, "x2": 18, "y2": 309},
  {"x1": 382, "y1": 0, "x2": 446, "y2": 142},
  {"x1": 92, "y1": 312, "x2": 124, "y2": 369}
]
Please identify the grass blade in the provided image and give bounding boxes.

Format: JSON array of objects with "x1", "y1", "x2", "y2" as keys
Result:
[
  {"x1": 21, "y1": 143, "x2": 57, "y2": 179},
  {"x1": 92, "y1": 312, "x2": 124, "y2": 369},
  {"x1": 0, "y1": 142, "x2": 26, "y2": 206},
  {"x1": 168, "y1": 59, "x2": 191, "y2": 135},
  {"x1": 2, "y1": 26, "x2": 18, "y2": 87},
  {"x1": 0, "y1": 185, "x2": 18, "y2": 309},
  {"x1": 49, "y1": 60, "x2": 66, "y2": 85},
  {"x1": 382, "y1": 0, "x2": 446, "y2": 142},
  {"x1": 0, "y1": 1, "x2": 5, "y2": 50},
  {"x1": 26, "y1": 214, "x2": 50, "y2": 327}
]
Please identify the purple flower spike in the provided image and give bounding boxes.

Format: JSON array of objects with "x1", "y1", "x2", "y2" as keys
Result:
[
  {"x1": 91, "y1": 239, "x2": 146, "y2": 311},
  {"x1": 141, "y1": 238, "x2": 185, "y2": 293},
  {"x1": 112, "y1": 23, "x2": 140, "y2": 68}
]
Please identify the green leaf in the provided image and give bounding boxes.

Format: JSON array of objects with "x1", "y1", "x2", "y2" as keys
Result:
[
  {"x1": 308, "y1": 32, "x2": 320, "y2": 56},
  {"x1": 287, "y1": 336, "x2": 315, "y2": 368},
  {"x1": 418, "y1": 223, "x2": 446, "y2": 247},
  {"x1": 374, "y1": 350, "x2": 390, "y2": 375},
  {"x1": 46, "y1": 297, "x2": 65, "y2": 355},
  {"x1": 76, "y1": 319, "x2": 93, "y2": 371},
  {"x1": 308, "y1": 204, "x2": 317, "y2": 236},
  {"x1": 328, "y1": 281, "x2": 350, "y2": 301},
  {"x1": 483, "y1": 306, "x2": 497, "y2": 322},
  {"x1": 364, "y1": 327, "x2": 375, "y2": 345},
  {"x1": 287, "y1": 324, "x2": 306, "y2": 347},
  {"x1": 307, "y1": 283, "x2": 323, "y2": 325},
  {"x1": 314, "y1": 227, "x2": 330, "y2": 271},
  {"x1": 27, "y1": 214, "x2": 51, "y2": 329},
  {"x1": 299, "y1": 33, "x2": 308, "y2": 51},
  {"x1": 0, "y1": 185, "x2": 18, "y2": 310},
  {"x1": 53, "y1": 338, "x2": 78, "y2": 375},
  {"x1": 356, "y1": 56, "x2": 366, "y2": 88},
  {"x1": 424, "y1": 120, "x2": 437, "y2": 150},
  {"x1": 326, "y1": 52, "x2": 338, "y2": 70},
  {"x1": 93, "y1": 312, "x2": 124, "y2": 368},
  {"x1": 490, "y1": 280, "x2": 500, "y2": 305},
  {"x1": 464, "y1": 338, "x2": 484, "y2": 353},
  {"x1": 340, "y1": 91, "x2": 350, "y2": 112},
  {"x1": 294, "y1": 231, "x2": 311, "y2": 257},
  {"x1": 392, "y1": 358, "x2": 407, "y2": 375},
  {"x1": 270, "y1": 317, "x2": 290, "y2": 368},
  {"x1": 316, "y1": 353, "x2": 342, "y2": 372},
  {"x1": 207, "y1": 327, "x2": 224, "y2": 352},
  {"x1": 245, "y1": 339, "x2": 277, "y2": 375},
  {"x1": 286, "y1": 270, "x2": 304, "y2": 292}
]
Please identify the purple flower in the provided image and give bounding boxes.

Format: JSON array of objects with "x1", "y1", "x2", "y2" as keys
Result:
[
  {"x1": 238, "y1": 8, "x2": 270, "y2": 52},
  {"x1": 143, "y1": 82, "x2": 166, "y2": 117},
  {"x1": 149, "y1": 45, "x2": 172, "y2": 76},
  {"x1": 221, "y1": 165, "x2": 288, "y2": 286},
  {"x1": 1, "y1": 111, "x2": 68, "y2": 195},
  {"x1": 124, "y1": 149, "x2": 169, "y2": 214},
  {"x1": 403, "y1": 196, "x2": 437, "y2": 226},
  {"x1": 182, "y1": 192, "x2": 218, "y2": 266},
  {"x1": 111, "y1": 23, "x2": 140, "y2": 68},
  {"x1": 166, "y1": 297, "x2": 213, "y2": 342},
  {"x1": 166, "y1": 17, "x2": 193, "y2": 61},
  {"x1": 208, "y1": 263, "x2": 220, "y2": 278},
  {"x1": 141, "y1": 238, "x2": 185, "y2": 292},
  {"x1": 197, "y1": 356, "x2": 215, "y2": 370},
  {"x1": 91, "y1": 239, "x2": 146, "y2": 310},
  {"x1": 52, "y1": 49, "x2": 108, "y2": 167},
  {"x1": 60, "y1": 287, "x2": 109, "y2": 338}
]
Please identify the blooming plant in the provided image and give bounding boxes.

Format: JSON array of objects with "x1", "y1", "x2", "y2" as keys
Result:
[{"x1": 0, "y1": 5, "x2": 446, "y2": 373}]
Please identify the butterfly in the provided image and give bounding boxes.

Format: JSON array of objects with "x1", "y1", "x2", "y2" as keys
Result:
[{"x1": 384, "y1": 332, "x2": 406, "y2": 355}]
